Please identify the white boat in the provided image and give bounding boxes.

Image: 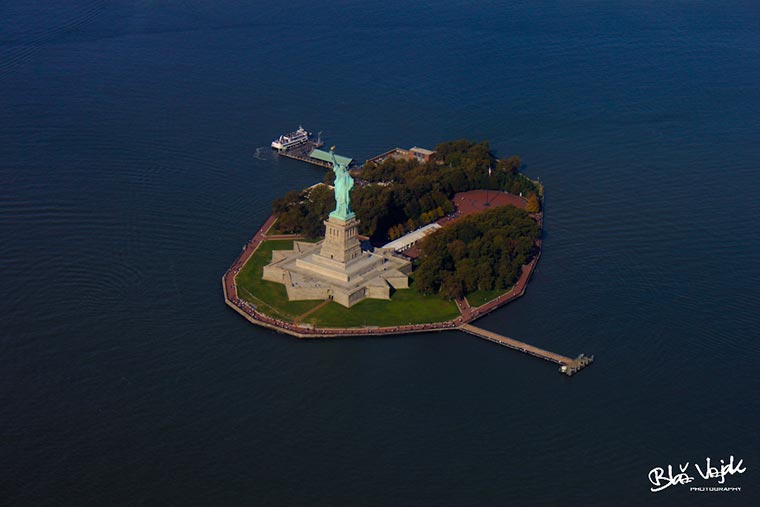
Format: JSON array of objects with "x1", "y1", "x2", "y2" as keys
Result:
[{"x1": 271, "y1": 126, "x2": 310, "y2": 150}]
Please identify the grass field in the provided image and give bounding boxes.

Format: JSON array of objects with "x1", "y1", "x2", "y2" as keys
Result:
[
  {"x1": 466, "y1": 287, "x2": 513, "y2": 308},
  {"x1": 264, "y1": 217, "x2": 304, "y2": 237},
  {"x1": 264, "y1": 219, "x2": 285, "y2": 236},
  {"x1": 304, "y1": 277, "x2": 460, "y2": 328},
  {"x1": 235, "y1": 240, "x2": 461, "y2": 327},
  {"x1": 234, "y1": 240, "x2": 322, "y2": 320}
]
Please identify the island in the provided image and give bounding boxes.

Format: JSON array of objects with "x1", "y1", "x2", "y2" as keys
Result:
[{"x1": 223, "y1": 139, "x2": 594, "y2": 375}]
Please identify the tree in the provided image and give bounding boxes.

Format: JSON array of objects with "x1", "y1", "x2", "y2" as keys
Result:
[
  {"x1": 499, "y1": 155, "x2": 521, "y2": 174},
  {"x1": 456, "y1": 258, "x2": 478, "y2": 293},
  {"x1": 476, "y1": 261, "x2": 495, "y2": 291},
  {"x1": 441, "y1": 273, "x2": 464, "y2": 299},
  {"x1": 526, "y1": 194, "x2": 540, "y2": 213},
  {"x1": 417, "y1": 205, "x2": 540, "y2": 298},
  {"x1": 270, "y1": 138, "x2": 540, "y2": 243},
  {"x1": 415, "y1": 258, "x2": 442, "y2": 295}
]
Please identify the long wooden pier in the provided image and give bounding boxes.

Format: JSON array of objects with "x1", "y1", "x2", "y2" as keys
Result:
[{"x1": 459, "y1": 324, "x2": 594, "y2": 376}]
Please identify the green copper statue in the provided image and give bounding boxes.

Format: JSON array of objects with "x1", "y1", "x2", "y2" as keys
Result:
[{"x1": 329, "y1": 146, "x2": 355, "y2": 220}]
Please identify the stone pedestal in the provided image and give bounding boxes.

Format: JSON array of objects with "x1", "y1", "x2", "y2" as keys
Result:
[
  {"x1": 262, "y1": 213, "x2": 412, "y2": 308},
  {"x1": 319, "y1": 215, "x2": 361, "y2": 263}
]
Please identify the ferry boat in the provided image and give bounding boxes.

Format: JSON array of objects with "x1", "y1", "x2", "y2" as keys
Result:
[{"x1": 271, "y1": 126, "x2": 310, "y2": 150}]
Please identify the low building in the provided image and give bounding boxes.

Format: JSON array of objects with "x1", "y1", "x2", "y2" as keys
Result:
[
  {"x1": 365, "y1": 148, "x2": 409, "y2": 165},
  {"x1": 409, "y1": 146, "x2": 435, "y2": 163},
  {"x1": 309, "y1": 149, "x2": 353, "y2": 168},
  {"x1": 366, "y1": 146, "x2": 435, "y2": 166},
  {"x1": 382, "y1": 223, "x2": 442, "y2": 253}
]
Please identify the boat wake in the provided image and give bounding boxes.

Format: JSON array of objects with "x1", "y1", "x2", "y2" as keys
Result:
[{"x1": 253, "y1": 147, "x2": 269, "y2": 160}]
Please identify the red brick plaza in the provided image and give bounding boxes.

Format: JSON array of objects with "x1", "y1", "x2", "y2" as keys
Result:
[
  {"x1": 453, "y1": 189, "x2": 527, "y2": 216},
  {"x1": 405, "y1": 190, "x2": 530, "y2": 257}
]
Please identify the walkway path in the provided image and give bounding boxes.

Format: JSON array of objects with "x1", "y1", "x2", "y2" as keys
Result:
[
  {"x1": 459, "y1": 324, "x2": 594, "y2": 376},
  {"x1": 460, "y1": 324, "x2": 572, "y2": 364},
  {"x1": 455, "y1": 297, "x2": 472, "y2": 320},
  {"x1": 223, "y1": 215, "x2": 542, "y2": 338},
  {"x1": 293, "y1": 299, "x2": 331, "y2": 323},
  {"x1": 221, "y1": 211, "x2": 592, "y2": 375}
]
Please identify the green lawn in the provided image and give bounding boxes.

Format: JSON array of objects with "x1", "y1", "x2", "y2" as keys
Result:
[
  {"x1": 466, "y1": 287, "x2": 513, "y2": 308},
  {"x1": 236, "y1": 240, "x2": 460, "y2": 327},
  {"x1": 304, "y1": 277, "x2": 460, "y2": 328},
  {"x1": 264, "y1": 217, "x2": 303, "y2": 236},
  {"x1": 264, "y1": 218, "x2": 285, "y2": 236},
  {"x1": 235, "y1": 240, "x2": 322, "y2": 320}
]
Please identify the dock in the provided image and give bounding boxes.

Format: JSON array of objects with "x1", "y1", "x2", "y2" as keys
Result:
[
  {"x1": 225, "y1": 196, "x2": 595, "y2": 377},
  {"x1": 459, "y1": 324, "x2": 594, "y2": 376},
  {"x1": 276, "y1": 140, "x2": 331, "y2": 168}
]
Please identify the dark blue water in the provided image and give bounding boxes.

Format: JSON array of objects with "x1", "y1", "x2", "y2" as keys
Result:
[{"x1": 2, "y1": 1, "x2": 759, "y2": 505}]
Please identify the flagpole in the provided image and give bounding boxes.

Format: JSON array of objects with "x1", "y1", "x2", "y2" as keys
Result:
[{"x1": 485, "y1": 166, "x2": 492, "y2": 206}]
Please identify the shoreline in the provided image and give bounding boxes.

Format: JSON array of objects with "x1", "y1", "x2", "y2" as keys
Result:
[{"x1": 222, "y1": 206, "x2": 543, "y2": 338}]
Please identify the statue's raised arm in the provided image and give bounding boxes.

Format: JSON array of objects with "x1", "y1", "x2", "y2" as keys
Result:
[
  {"x1": 329, "y1": 146, "x2": 355, "y2": 220},
  {"x1": 330, "y1": 146, "x2": 343, "y2": 174}
]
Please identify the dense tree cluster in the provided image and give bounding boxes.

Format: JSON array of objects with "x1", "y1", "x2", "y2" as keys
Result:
[
  {"x1": 435, "y1": 139, "x2": 541, "y2": 199},
  {"x1": 271, "y1": 184, "x2": 334, "y2": 238},
  {"x1": 355, "y1": 160, "x2": 456, "y2": 240},
  {"x1": 271, "y1": 139, "x2": 541, "y2": 242},
  {"x1": 414, "y1": 205, "x2": 540, "y2": 299}
]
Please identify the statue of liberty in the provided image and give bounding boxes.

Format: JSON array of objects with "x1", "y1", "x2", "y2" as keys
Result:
[{"x1": 329, "y1": 146, "x2": 355, "y2": 220}]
